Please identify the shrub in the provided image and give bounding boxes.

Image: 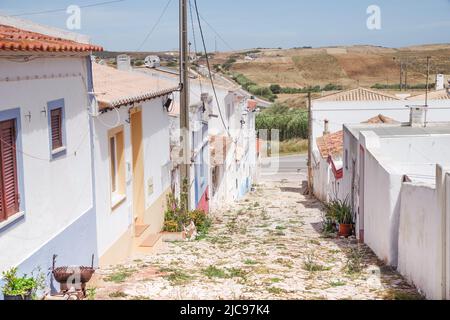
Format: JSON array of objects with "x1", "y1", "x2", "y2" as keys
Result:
[
  {"x1": 270, "y1": 84, "x2": 282, "y2": 94},
  {"x1": 1, "y1": 267, "x2": 45, "y2": 299},
  {"x1": 256, "y1": 103, "x2": 309, "y2": 141},
  {"x1": 163, "y1": 180, "x2": 211, "y2": 236}
]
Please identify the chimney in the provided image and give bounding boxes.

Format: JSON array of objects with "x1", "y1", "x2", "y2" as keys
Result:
[
  {"x1": 116, "y1": 54, "x2": 131, "y2": 71},
  {"x1": 323, "y1": 119, "x2": 330, "y2": 135},
  {"x1": 409, "y1": 106, "x2": 426, "y2": 127},
  {"x1": 436, "y1": 74, "x2": 445, "y2": 91}
]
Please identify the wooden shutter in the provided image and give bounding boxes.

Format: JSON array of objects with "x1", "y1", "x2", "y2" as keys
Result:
[
  {"x1": 51, "y1": 108, "x2": 63, "y2": 150},
  {"x1": 0, "y1": 119, "x2": 19, "y2": 220}
]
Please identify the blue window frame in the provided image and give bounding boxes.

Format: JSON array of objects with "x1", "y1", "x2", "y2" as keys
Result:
[{"x1": 47, "y1": 99, "x2": 67, "y2": 160}]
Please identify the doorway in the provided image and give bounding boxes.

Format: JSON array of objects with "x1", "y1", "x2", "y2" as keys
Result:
[{"x1": 130, "y1": 108, "x2": 145, "y2": 224}]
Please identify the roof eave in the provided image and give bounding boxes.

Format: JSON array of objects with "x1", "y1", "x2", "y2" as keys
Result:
[{"x1": 99, "y1": 86, "x2": 179, "y2": 112}]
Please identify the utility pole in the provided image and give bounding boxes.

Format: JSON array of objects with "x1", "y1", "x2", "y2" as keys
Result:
[
  {"x1": 425, "y1": 56, "x2": 431, "y2": 107},
  {"x1": 404, "y1": 57, "x2": 408, "y2": 90},
  {"x1": 424, "y1": 56, "x2": 431, "y2": 127},
  {"x1": 179, "y1": 0, "x2": 191, "y2": 209},
  {"x1": 307, "y1": 92, "x2": 313, "y2": 196}
]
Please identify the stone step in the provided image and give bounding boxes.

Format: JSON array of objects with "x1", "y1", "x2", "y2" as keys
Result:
[{"x1": 134, "y1": 224, "x2": 150, "y2": 238}]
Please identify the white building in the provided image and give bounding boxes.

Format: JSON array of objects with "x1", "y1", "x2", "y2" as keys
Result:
[
  {"x1": 92, "y1": 63, "x2": 178, "y2": 266},
  {"x1": 135, "y1": 68, "x2": 258, "y2": 211},
  {"x1": 312, "y1": 86, "x2": 450, "y2": 202},
  {"x1": 312, "y1": 87, "x2": 450, "y2": 144},
  {"x1": 0, "y1": 21, "x2": 102, "y2": 289},
  {"x1": 342, "y1": 112, "x2": 450, "y2": 299}
]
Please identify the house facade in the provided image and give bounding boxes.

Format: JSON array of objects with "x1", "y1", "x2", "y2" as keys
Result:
[
  {"x1": 342, "y1": 113, "x2": 450, "y2": 299},
  {"x1": 0, "y1": 22, "x2": 102, "y2": 289},
  {"x1": 92, "y1": 63, "x2": 178, "y2": 266}
]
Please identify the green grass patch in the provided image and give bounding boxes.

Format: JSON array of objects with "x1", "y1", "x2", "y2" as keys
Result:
[{"x1": 104, "y1": 267, "x2": 136, "y2": 283}]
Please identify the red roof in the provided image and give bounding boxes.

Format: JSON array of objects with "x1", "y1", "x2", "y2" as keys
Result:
[
  {"x1": 316, "y1": 131, "x2": 343, "y2": 159},
  {"x1": 0, "y1": 24, "x2": 103, "y2": 53}
]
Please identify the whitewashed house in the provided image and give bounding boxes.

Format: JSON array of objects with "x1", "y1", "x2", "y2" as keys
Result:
[
  {"x1": 92, "y1": 63, "x2": 178, "y2": 266},
  {"x1": 342, "y1": 111, "x2": 450, "y2": 299},
  {"x1": 168, "y1": 93, "x2": 212, "y2": 212},
  {"x1": 209, "y1": 92, "x2": 258, "y2": 209},
  {"x1": 312, "y1": 86, "x2": 450, "y2": 203},
  {"x1": 0, "y1": 20, "x2": 102, "y2": 288},
  {"x1": 134, "y1": 69, "x2": 258, "y2": 211}
]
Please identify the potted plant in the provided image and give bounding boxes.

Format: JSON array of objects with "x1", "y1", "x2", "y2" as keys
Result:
[
  {"x1": 2, "y1": 267, "x2": 45, "y2": 300},
  {"x1": 333, "y1": 198, "x2": 354, "y2": 237}
]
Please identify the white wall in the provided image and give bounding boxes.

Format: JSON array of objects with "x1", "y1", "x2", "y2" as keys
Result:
[
  {"x1": 93, "y1": 97, "x2": 171, "y2": 257},
  {"x1": 312, "y1": 100, "x2": 450, "y2": 144},
  {"x1": 360, "y1": 131, "x2": 403, "y2": 266},
  {"x1": 0, "y1": 56, "x2": 94, "y2": 272},
  {"x1": 397, "y1": 182, "x2": 441, "y2": 299}
]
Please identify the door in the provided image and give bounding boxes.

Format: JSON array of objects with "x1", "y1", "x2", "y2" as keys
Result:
[
  {"x1": 0, "y1": 119, "x2": 19, "y2": 221},
  {"x1": 130, "y1": 109, "x2": 145, "y2": 224},
  {"x1": 358, "y1": 146, "x2": 365, "y2": 242}
]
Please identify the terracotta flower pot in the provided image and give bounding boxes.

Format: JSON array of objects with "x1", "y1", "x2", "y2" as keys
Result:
[{"x1": 338, "y1": 224, "x2": 353, "y2": 237}]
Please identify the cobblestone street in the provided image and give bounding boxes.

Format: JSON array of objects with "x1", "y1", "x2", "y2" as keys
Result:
[{"x1": 94, "y1": 173, "x2": 421, "y2": 300}]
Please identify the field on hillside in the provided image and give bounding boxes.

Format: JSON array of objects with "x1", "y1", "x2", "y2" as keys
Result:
[{"x1": 209, "y1": 45, "x2": 450, "y2": 93}]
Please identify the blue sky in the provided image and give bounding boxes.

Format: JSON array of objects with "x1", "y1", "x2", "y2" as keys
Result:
[{"x1": 1, "y1": 0, "x2": 450, "y2": 51}]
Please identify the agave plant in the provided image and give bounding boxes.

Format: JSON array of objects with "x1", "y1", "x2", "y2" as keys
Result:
[{"x1": 325, "y1": 197, "x2": 353, "y2": 225}]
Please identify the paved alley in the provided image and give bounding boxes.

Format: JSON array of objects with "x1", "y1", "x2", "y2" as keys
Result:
[{"x1": 94, "y1": 162, "x2": 420, "y2": 300}]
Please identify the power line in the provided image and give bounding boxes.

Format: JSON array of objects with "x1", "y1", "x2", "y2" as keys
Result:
[
  {"x1": 198, "y1": 13, "x2": 234, "y2": 52},
  {"x1": 11, "y1": 0, "x2": 127, "y2": 17},
  {"x1": 188, "y1": 0, "x2": 203, "y2": 92},
  {"x1": 136, "y1": 0, "x2": 173, "y2": 51},
  {"x1": 192, "y1": 0, "x2": 230, "y2": 137}
]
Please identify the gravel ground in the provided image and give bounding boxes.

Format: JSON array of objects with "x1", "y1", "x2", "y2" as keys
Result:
[{"x1": 94, "y1": 181, "x2": 421, "y2": 300}]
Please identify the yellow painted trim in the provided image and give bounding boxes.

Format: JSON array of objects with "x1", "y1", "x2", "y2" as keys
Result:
[
  {"x1": 131, "y1": 110, "x2": 145, "y2": 224},
  {"x1": 98, "y1": 226, "x2": 133, "y2": 267},
  {"x1": 108, "y1": 125, "x2": 126, "y2": 211},
  {"x1": 144, "y1": 187, "x2": 172, "y2": 234}
]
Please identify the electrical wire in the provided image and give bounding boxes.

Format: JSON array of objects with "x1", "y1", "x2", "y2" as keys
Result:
[
  {"x1": 188, "y1": 0, "x2": 203, "y2": 92},
  {"x1": 10, "y1": 0, "x2": 127, "y2": 17},
  {"x1": 136, "y1": 0, "x2": 173, "y2": 51},
  {"x1": 192, "y1": 0, "x2": 230, "y2": 137},
  {"x1": 198, "y1": 13, "x2": 234, "y2": 52}
]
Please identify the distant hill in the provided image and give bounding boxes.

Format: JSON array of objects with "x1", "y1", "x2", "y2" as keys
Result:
[{"x1": 208, "y1": 44, "x2": 450, "y2": 89}]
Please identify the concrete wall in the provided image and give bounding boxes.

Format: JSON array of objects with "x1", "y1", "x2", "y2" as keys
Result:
[{"x1": 0, "y1": 56, "x2": 97, "y2": 289}]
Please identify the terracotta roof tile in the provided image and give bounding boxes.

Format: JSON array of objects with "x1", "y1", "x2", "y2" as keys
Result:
[
  {"x1": 315, "y1": 87, "x2": 400, "y2": 102},
  {"x1": 407, "y1": 89, "x2": 450, "y2": 101},
  {"x1": 363, "y1": 114, "x2": 399, "y2": 124},
  {"x1": 93, "y1": 63, "x2": 179, "y2": 110},
  {"x1": 316, "y1": 131, "x2": 343, "y2": 159},
  {"x1": 0, "y1": 24, "x2": 102, "y2": 53}
]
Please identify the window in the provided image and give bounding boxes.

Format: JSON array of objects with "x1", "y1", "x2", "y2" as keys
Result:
[
  {"x1": 47, "y1": 99, "x2": 66, "y2": 159},
  {"x1": 0, "y1": 119, "x2": 19, "y2": 222},
  {"x1": 109, "y1": 127, "x2": 125, "y2": 209}
]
